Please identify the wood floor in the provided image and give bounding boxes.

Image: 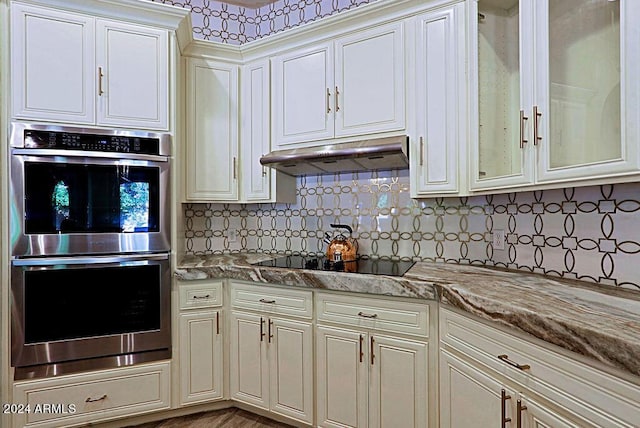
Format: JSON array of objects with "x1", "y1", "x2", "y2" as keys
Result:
[{"x1": 125, "y1": 408, "x2": 294, "y2": 428}]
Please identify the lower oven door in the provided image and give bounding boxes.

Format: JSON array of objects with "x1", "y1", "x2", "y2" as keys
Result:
[{"x1": 11, "y1": 253, "x2": 171, "y2": 372}]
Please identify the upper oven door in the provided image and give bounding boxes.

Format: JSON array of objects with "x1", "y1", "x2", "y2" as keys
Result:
[{"x1": 10, "y1": 152, "x2": 170, "y2": 257}]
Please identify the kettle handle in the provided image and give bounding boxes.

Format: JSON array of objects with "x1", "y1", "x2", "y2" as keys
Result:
[{"x1": 330, "y1": 224, "x2": 353, "y2": 234}]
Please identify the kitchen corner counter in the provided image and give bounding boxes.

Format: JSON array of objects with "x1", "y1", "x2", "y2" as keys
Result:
[{"x1": 176, "y1": 253, "x2": 640, "y2": 378}]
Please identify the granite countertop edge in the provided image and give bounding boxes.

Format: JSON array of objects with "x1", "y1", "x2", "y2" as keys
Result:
[{"x1": 176, "y1": 253, "x2": 640, "y2": 378}]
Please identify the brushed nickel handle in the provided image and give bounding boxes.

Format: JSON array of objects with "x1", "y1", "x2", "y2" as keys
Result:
[
  {"x1": 98, "y1": 67, "x2": 104, "y2": 96},
  {"x1": 86, "y1": 394, "x2": 107, "y2": 403},
  {"x1": 233, "y1": 157, "x2": 237, "y2": 180},
  {"x1": 326, "y1": 88, "x2": 332, "y2": 113},
  {"x1": 519, "y1": 109, "x2": 528, "y2": 149},
  {"x1": 370, "y1": 336, "x2": 375, "y2": 365},
  {"x1": 533, "y1": 105, "x2": 542, "y2": 145},
  {"x1": 268, "y1": 319, "x2": 273, "y2": 343},
  {"x1": 335, "y1": 86, "x2": 340, "y2": 112},
  {"x1": 216, "y1": 311, "x2": 220, "y2": 335},
  {"x1": 517, "y1": 399, "x2": 527, "y2": 428},
  {"x1": 262, "y1": 166, "x2": 267, "y2": 177},
  {"x1": 498, "y1": 354, "x2": 531, "y2": 371},
  {"x1": 359, "y1": 334, "x2": 364, "y2": 363},
  {"x1": 192, "y1": 294, "x2": 210, "y2": 300},
  {"x1": 260, "y1": 317, "x2": 265, "y2": 342},
  {"x1": 419, "y1": 136, "x2": 424, "y2": 166},
  {"x1": 358, "y1": 311, "x2": 378, "y2": 319},
  {"x1": 259, "y1": 298, "x2": 276, "y2": 304},
  {"x1": 501, "y1": 389, "x2": 511, "y2": 428}
]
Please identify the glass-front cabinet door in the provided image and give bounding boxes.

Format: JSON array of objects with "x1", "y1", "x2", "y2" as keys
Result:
[
  {"x1": 536, "y1": 0, "x2": 639, "y2": 182},
  {"x1": 471, "y1": 0, "x2": 640, "y2": 191},
  {"x1": 471, "y1": 0, "x2": 535, "y2": 190}
]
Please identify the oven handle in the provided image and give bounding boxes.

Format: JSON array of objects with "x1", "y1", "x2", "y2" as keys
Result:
[
  {"x1": 12, "y1": 253, "x2": 169, "y2": 267},
  {"x1": 12, "y1": 148, "x2": 169, "y2": 163}
]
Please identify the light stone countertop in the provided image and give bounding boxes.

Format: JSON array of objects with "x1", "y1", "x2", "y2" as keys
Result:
[{"x1": 176, "y1": 253, "x2": 640, "y2": 378}]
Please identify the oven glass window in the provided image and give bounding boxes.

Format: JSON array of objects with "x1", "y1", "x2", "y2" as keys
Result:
[
  {"x1": 24, "y1": 163, "x2": 160, "y2": 234},
  {"x1": 23, "y1": 264, "x2": 161, "y2": 343}
]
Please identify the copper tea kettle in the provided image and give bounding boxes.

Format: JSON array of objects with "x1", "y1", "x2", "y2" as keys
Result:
[{"x1": 325, "y1": 224, "x2": 358, "y2": 263}]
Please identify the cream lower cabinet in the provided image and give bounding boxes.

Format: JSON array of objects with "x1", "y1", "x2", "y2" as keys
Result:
[
  {"x1": 178, "y1": 281, "x2": 224, "y2": 406},
  {"x1": 315, "y1": 292, "x2": 432, "y2": 428},
  {"x1": 229, "y1": 282, "x2": 314, "y2": 425},
  {"x1": 12, "y1": 361, "x2": 171, "y2": 428},
  {"x1": 439, "y1": 308, "x2": 640, "y2": 428}
]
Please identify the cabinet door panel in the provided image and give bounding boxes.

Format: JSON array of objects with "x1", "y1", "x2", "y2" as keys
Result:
[
  {"x1": 536, "y1": 0, "x2": 640, "y2": 182},
  {"x1": 272, "y1": 45, "x2": 334, "y2": 146},
  {"x1": 269, "y1": 318, "x2": 313, "y2": 424},
  {"x1": 96, "y1": 20, "x2": 168, "y2": 129},
  {"x1": 179, "y1": 310, "x2": 223, "y2": 405},
  {"x1": 519, "y1": 393, "x2": 585, "y2": 428},
  {"x1": 335, "y1": 22, "x2": 405, "y2": 137},
  {"x1": 11, "y1": 4, "x2": 95, "y2": 123},
  {"x1": 412, "y1": 5, "x2": 464, "y2": 195},
  {"x1": 186, "y1": 59, "x2": 239, "y2": 201},
  {"x1": 230, "y1": 311, "x2": 269, "y2": 409},
  {"x1": 369, "y1": 335, "x2": 428, "y2": 428},
  {"x1": 316, "y1": 326, "x2": 368, "y2": 428},
  {"x1": 241, "y1": 60, "x2": 271, "y2": 201},
  {"x1": 440, "y1": 348, "x2": 512, "y2": 428}
]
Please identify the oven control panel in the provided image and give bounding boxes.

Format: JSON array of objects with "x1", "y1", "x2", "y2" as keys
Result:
[{"x1": 23, "y1": 129, "x2": 160, "y2": 155}]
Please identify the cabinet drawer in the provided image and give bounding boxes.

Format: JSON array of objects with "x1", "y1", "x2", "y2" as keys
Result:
[
  {"x1": 230, "y1": 281, "x2": 312, "y2": 319},
  {"x1": 179, "y1": 280, "x2": 223, "y2": 310},
  {"x1": 13, "y1": 361, "x2": 171, "y2": 427},
  {"x1": 316, "y1": 292, "x2": 429, "y2": 337},
  {"x1": 440, "y1": 308, "x2": 640, "y2": 428}
]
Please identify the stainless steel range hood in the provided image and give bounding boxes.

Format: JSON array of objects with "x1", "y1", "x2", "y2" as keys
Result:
[{"x1": 259, "y1": 136, "x2": 409, "y2": 176}]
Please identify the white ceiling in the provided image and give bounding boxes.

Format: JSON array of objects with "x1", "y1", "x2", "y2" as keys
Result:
[{"x1": 222, "y1": 0, "x2": 281, "y2": 8}]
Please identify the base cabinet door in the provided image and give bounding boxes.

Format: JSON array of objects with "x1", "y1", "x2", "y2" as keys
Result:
[
  {"x1": 269, "y1": 317, "x2": 314, "y2": 424},
  {"x1": 229, "y1": 311, "x2": 270, "y2": 409},
  {"x1": 369, "y1": 335, "x2": 428, "y2": 428},
  {"x1": 316, "y1": 326, "x2": 369, "y2": 428},
  {"x1": 179, "y1": 310, "x2": 223, "y2": 405},
  {"x1": 230, "y1": 310, "x2": 313, "y2": 425},
  {"x1": 317, "y1": 325, "x2": 429, "y2": 428},
  {"x1": 439, "y1": 348, "x2": 512, "y2": 428}
]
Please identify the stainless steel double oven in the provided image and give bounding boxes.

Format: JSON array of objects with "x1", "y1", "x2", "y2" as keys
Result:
[{"x1": 10, "y1": 123, "x2": 172, "y2": 379}]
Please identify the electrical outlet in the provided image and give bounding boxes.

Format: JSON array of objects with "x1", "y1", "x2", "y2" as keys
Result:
[
  {"x1": 227, "y1": 229, "x2": 237, "y2": 243},
  {"x1": 492, "y1": 229, "x2": 505, "y2": 250}
]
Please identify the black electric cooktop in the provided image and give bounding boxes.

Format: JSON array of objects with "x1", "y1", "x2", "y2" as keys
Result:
[{"x1": 253, "y1": 255, "x2": 415, "y2": 277}]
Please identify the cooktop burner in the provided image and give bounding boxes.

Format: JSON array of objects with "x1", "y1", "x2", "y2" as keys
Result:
[{"x1": 253, "y1": 256, "x2": 415, "y2": 277}]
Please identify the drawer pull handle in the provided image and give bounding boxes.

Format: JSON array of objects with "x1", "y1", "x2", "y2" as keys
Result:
[
  {"x1": 498, "y1": 354, "x2": 530, "y2": 371},
  {"x1": 370, "y1": 336, "x2": 375, "y2": 365},
  {"x1": 259, "y1": 298, "x2": 276, "y2": 304},
  {"x1": 260, "y1": 317, "x2": 265, "y2": 342},
  {"x1": 85, "y1": 394, "x2": 107, "y2": 403},
  {"x1": 268, "y1": 319, "x2": 274, "y2": 343},
  {"x1": 216, "y1": 311, "x2": 220, "y2": 335},
  {"x1": 501, "y1": 389, "x2": 511, "y2": 428},
  {"x1": 357, "y1": 311, "x2": 378, "y2": 319},
  {"x1": 192, "y1": 294, "x2": 210, "y2": 300},
  {"x1": 359, "y1": 334, "x2": 364, "y2": 363}
]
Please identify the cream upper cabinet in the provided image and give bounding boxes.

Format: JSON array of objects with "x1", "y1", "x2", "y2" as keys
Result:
[
  {"x1": 95, "y1": 20, "x2": 168, "y2": 130},
  {"x1": 272, "y1": 21, "x2": 405, "y2": 149},
  {"x1": 411, "y1": 3, "x2": 467, "y2": 197},
  {"x1": 11, "y1": 2, "x2": 169, "y2": 130},
  {"x1": 272, "y1": 44, "x2": 335, "y2": 146},
  {"x1": 240, "y1": 60, "x2": 296, "y2": 203},
  {"x1": 471, "y1": 0, "x2": 640, "y2": 191},
  {"x1": 185, "y1": 58, "x2": 239, "y2": 201}
]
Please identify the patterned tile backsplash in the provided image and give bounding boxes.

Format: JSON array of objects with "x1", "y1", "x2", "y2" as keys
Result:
[
  {"x1": 184, "y1": 172, "x2": 640, "y2": 292},
  {"x1": 149, "y1": 0, "x2": 376, "y2": 44}
]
